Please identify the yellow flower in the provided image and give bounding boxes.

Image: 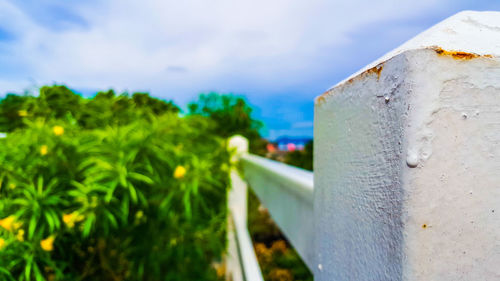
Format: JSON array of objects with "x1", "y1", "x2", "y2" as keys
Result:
[
  {"x1": 18, "y1": 110, "x2": 28, "y2": 117},
  {"x1": 213, "y1": 262, "x2": 225, "y2": 278},
  {"x1": 62, "y1": 211, "x2": 84, "y2": 228},
  {"x1": 269, "y1": 268, "x2": 293, "y2": 281},
  {"x1": 13, "y1": 221, "x2": 22, "y2": 230},
  {"x1": 271, "y1": 240, "x2": 287, "y2": 254},
  {"x1": 40, "y1": 145, "x2": 48, "y2": 156},
  {"x1": 135, "y1": 210, "x2": 144, "y2": 219},
  {"x1": 8, "y1": 183, "x2": 16, "y2": 190},
  {"x1": 62, "y1": 213, "x2": 75, "y2": 228},
  {"x1": 16, "y1": 229, "x2": 24, "y2": 242},
  {"x1": 0, "y1": 238, "x2": 5, "y2": 250},
  {"x1": 52, "y1": 125, "x2": 64, "y2": 136},
  {"x1": 173, "y1": 165, "x2": 186, "y2": 179},
  {"x1": 40, "y1": 235, "x2": 55, "y2": 251},
  {"x1": 0, "y1": 215, "x2": 16, "y2": 231}
]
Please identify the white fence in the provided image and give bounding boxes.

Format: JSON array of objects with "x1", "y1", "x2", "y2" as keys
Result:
[{"x1": 226, "y1": 11, "x2": 500, "y2": 281}]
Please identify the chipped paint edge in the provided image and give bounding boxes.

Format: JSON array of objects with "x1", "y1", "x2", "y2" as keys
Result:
[
  {"x1": 431, "y1": 46, "x2": 493, "y2": 59},
  {"x1": 316, "y1": 11, "x2": 500, "y2": 106},
  {"x1": 316, "y1": 47, "x2": 496, "y2": 106}
]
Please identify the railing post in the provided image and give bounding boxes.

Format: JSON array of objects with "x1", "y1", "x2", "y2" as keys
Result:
[
  {"x1": 313, "y1": 11, "x2": 500, "y2": 281},
  {"x1": 228, "y1": 135, "x2": 250, "y2": 225},
  {"x1": 226, "y1": 135, "x2": 264, "y2": 281}
]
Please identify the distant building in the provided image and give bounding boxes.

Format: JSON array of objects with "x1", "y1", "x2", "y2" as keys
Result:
[{"x1": 273, "y1": 136, "x2": 312, "y2": 152}]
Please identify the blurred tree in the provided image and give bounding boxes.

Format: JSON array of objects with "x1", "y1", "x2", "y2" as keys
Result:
[
  {"x1": 188, "y1": 93, "x2": 267, "y2": 155},
  {"x1": 0, "y1": 94, "x2": 32, "y2": 131},
  {"x1": 36, "y1": 85, "x2": 82, "y2": 120},
  {"x1": 0, "y1": 85, "x2": 180, "y2": 131},
  {"x1": 132, "y1": 92, "x2": 179, "y2": 115},
  {"x1": 78, "y1": 89, "x2": 117, "y2": 129}
]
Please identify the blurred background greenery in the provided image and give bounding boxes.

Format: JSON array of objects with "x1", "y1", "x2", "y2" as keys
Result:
[{"x1": 0, "y1": 85, "x2": 312, "y2": 281}]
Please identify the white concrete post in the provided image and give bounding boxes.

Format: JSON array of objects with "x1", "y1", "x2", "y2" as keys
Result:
[
  {"x1": 314, "y1": 11, "x2": 500, "y2": 281},
  {"x1": 228, "y1": 135, "x2": 250, "y2": 225},
  {"x1": 226, "y1": 135, "x2": 264, "y2": 281}
]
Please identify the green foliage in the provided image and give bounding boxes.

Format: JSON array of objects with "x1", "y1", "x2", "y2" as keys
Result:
[
  {"x1": 0, "y1": 86, "x2": 228, "y2": 280},
  {"x1": 283, "y1": 141, "x2": 313, "y2": 171},
  {"x1": 0, "y1": 94, "x2": 35, "y2": 132},
  {"x1": 188, "y1": 93, "x2": 267, "y2": 155},
  {"x1": 0, "y1": 85, "x2": 180, "y2": 132}
]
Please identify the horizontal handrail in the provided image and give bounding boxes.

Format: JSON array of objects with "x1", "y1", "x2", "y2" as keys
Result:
[
  {"x1": 241, "y1": 154, "x2": 314, "y2": 203},
  {"x1": 240, "y1": 154, "x2": 315, "y2": 270}
]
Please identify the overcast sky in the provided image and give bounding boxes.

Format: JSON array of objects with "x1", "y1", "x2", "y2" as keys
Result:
[{"x1": 0, "y1": 0, "x2": 498, "y2": 139}]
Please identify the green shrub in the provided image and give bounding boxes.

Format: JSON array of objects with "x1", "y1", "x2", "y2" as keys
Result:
[
  {"x1": 283, "y1": 140, "x2": 313, "y2": 171},
  {"x1": 0, "y1": 87, "x2": 230, "y2": 280}
]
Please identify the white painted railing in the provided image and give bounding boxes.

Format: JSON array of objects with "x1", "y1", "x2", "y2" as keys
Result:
[
  {"x1": 226, "y1": 136, "x2": 314, "y2": 281},
  {"x1": 226, "y1": 11, "x2": 500, "y2": 281},
  {"x1": 241, "y1": 154, "x2": 314, "y2": 269},
  {"x1": 226, "y1": 136, "x2": 264, "y2": 281}
]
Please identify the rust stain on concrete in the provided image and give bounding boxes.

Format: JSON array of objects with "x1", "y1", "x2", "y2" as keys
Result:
[
  {"x1": 316, "y1": 63, "x2": 385, "y2": 105},
  {"x1": 432, "y1": 47, "x2": 493, "y2": 60},
  {"x1": 316, "y1": 90, "x2": 330, "y2": 105},
  {"x1": 366, "y1": 65, "x2": 384, "y2": 81}
]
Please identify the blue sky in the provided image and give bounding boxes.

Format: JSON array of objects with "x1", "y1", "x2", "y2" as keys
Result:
[{"x1": 0, "y1": 0, "x2": 499, "y2": 139}]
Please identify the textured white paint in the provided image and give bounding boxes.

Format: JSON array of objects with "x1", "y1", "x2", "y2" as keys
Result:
[
  {"x1": 241, "y1": 154, "x2": 315, "y2": 270},
  {"x1": 314, "y1": 11, "x2": 500, "y2": 281}
]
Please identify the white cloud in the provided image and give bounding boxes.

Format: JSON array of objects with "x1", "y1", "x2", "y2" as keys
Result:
[
  {"x1": 2, "y1": 0, "x2": 494, "y2": 137},
  {"x1": 0, "y1": 0, "x2": 447, "y2": 101}
]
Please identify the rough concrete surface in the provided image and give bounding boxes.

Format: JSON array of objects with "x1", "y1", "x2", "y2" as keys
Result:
[{"x1": 314, "y1": 11, "x2": 500, "y2": 281}]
